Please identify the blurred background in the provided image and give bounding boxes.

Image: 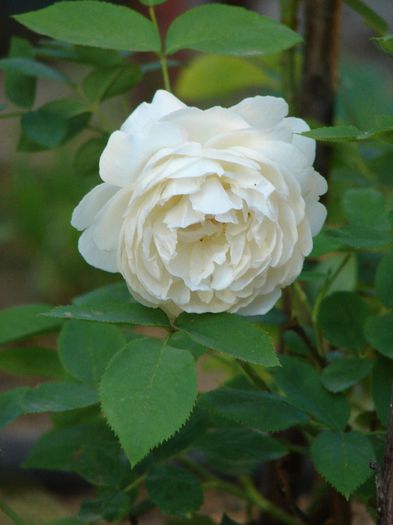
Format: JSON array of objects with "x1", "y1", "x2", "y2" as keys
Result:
[{"x1": 0, "y1": 0, "x2": 392, "y2": 523}]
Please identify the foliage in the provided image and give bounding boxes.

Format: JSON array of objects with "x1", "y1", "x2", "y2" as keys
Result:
[{"x1": 1, "y1": 0, "x2": 392, "y2": 524}]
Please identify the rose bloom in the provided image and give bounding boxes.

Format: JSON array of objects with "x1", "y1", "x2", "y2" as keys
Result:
[{"x1": 72, "y1": 90, "x2": 326, "y2": 317}]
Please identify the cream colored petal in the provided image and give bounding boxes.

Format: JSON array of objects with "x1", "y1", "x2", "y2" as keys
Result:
[
  {"x1": 78, "y1": 228, "x2": 118, "y2": 273},
  {"x1": 71, "y1": 183, "x2": 119, "y2": 231},
  {"x1": 230, "y1": 96, "x2": 288, "y2": 129}
]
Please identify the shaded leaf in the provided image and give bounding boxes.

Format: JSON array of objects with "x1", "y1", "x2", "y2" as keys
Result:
[
  {"x1": 318, "y1": 291, "x2": 371, "y2": 352},
  {"x1": 176, "y1": 313, "x2": 279, "y2": 367},
  {"x1": 146, "y1": 465, "x2": 203, "y2": 516},
  {"x1": 311, "y1": 431, "x2": 375, "y2": 498},
  {"x1": 0, "y1": 347, "x2": 63, "y2": 378},
  {"x1": 365, "y1": 314, "x2": 393, "y2": 359},
  {"x1": 5, "y1": 37, "x2": 36, "y2": 107},
  {"x1": 22, "y1": 381, "x2": 98, "y2": 413},
  {"x1": 201, "y1": 387, "x2": 308, "y2": 432},
  {"x1": 273, "y1": 356, "x2": 350, "y2": 430},
  {"x1": 372, "y1": 356, "x2": 393, "y2": 426},
  {"x1": 0, "y1": 57, "x2": 70, "y2": 83},
  {"x1": 73, "y1": 282, "x2": 134, "y2": 306},
  {"x1": 321, "y1": 356, "x2": 373, "y2": 392},
  {"x1": 25, "y1": 422, "x2": 130, "y2": 486},
  {"x1": 375, "y1": 249, "x2": 393, "y2": 308},
  {"x1": 0, "y1": 387, "x2": 29, "y2": 428},
  {"x1": 0, "y1": 304, "x2": 63, "y2": 345},
  {"x1": 195, "y1": 427, "x2": 287, "y2": 474},
  {"x1": 73, "y1": 137, "x2": 108, "y2": 177},
  {"x1": 82, "y1": 63, "x2": 141, "y2": 102},
  {"x1": 59, "y1": 320, "x2": 126, "y2": 385}
]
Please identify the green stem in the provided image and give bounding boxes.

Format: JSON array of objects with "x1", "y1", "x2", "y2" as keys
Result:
[
  {"x1": 312, "y1": 252, "x2": 352, "y2": 356},
  {"x1": 0, "y1": 500, "x2": 28, "y2": 525},
  {"x1": 280, "y1": 0, "x2": 299, "y2": 110},
  {"x1": 241, "y1": 476, "x2": 304, "y2": 525},
  {"x1": 124, "y1": 474, "x2": 145, "y2": 493},
  {"x1": 203, "y1": 477, "x2": 303, "y2": 525},
  {"x1": 148, "y1": 6, "x2": 172, "y2": 92},
  {"x1": 237, "y1": 360, "x2": 270, "y2": 391}
]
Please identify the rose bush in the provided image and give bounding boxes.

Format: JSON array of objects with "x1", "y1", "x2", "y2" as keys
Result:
[{"x1": 72, "y1": 90, "x2": 327, "y2": 316}]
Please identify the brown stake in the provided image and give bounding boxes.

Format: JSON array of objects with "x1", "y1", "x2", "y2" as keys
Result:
[
  {"x1": 376, "y1": 386, "x2": 393, "y2": 525},
  {"x1": 300, "y1": 0, "x2": 342, "y2": 177}
]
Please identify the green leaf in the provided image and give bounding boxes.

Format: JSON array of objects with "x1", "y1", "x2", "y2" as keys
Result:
[
  {"x1": 25, "y1": 422, "x2": 130, "y2": 486},
  {"x1": 73, "y1": 282, "x2": 134, "y2": 306},
  {"x1": 372, "y1": 35, "x2": 393, "y2": 55},
  {"x1": 139, "y1": 0, "x2": 167, "y2": 6},
  {"x1": 59, "y1": 320, "x2": 126, "y2": 385},
  {"x1": 46, "y1": 303, "x2": 170, "y2": 328},
  {"x1": 195, "y1": 427, "x2": 287, "y2": 474},
  {"x1": 20, "y1": 98, "x2": 91, "y2": 150},
  {"x1": 0, "y1": 347, "x2": 63, "y2": 378},
  {"x1": 175, "y1": 313, "x2": 279, "y2": 367},
  {"x1": 79, "y1": 491, "x2": 132, "y2": 522},
  {"x1": 372, "y1": 356, "x2": 393, "y2": 426},
  {"x1": 149, "y1": 408, "x2": 207, "y2": 463},
  {"x1": 0, "y1": 304, "x2": 63, "y2": 345},
  {"x1": 318, "y1": 292, "x2": 371, "y2": 352},
  {"x1": 365, "y1": 314, "x2": 393, "y2": 359},
  {"x1": 321, "y1": 356, "x2": 373, "y2": 393},
  {"x1": 82, "y1": 63, "x2": 141, "y2": 102},
  {"x1": 100, "y1": 338, "x2": 197, "y2": 465},
  {"x1": 22, "y1": 109, "x2": 69, "y2": 148},
  {"x1": 344, "y1": 0, "x2": 388, "y2": 35},
  {"x1": 5, "y1": 37, "x2": 36, "y2": 107},
  {"x1": 311, "y1": 431, "x2": 375, "y2": 498},
  {"x1": 0, "y1": 387, "x2": 29, "y2": 429},
  {"x1": 0, "y1": 57, "x2": 70, "y2": 83},
  {"x1": 310, "y1": 232, "x2": 344, "y2": 257},
  {"x1": 375, "y1": 250, "x2": 393, "y2": 308},
  {"x1": 329, "y1": 188, "x2": 392, "y2": 248},
  {"x1": 342, "y1": 188, "x2": 390, "y2": 229},
  {"x1": 175, "y1": 55, "x2": 274, "y2": 101},
  {"x1": 15, "y1": 1, "x2": 160, "y2": 52},
  {"x1": 146, "y1": 465, "x2": 203, "y2": 517},
  {"x1": 73, "y1": 136, "x2": 108, "y2": 177},
  {"x1": 21, "y1": 381, "x2": 98, "y2": 413},
  {"x1": 301, "y1": 125, "x2": 362, "y2": 142},
  {"x1": 166, "y1": 4, "x2": 302, "y2": 56},
  {"x1": 328, "y1": 224, "x2": 391, "y2": 249},
  {"x1": 273, "y1": 356, "x2": 350, "y2": 430},
  {"x1": 302, "y1": 124, "x2": 393, "y2": 143},
  {"x1": 201, "y1": 388, "x2": 308, "y2": 432},
  {"x1": 167, "y1": 331, "x2": 206, "y2": 360}
]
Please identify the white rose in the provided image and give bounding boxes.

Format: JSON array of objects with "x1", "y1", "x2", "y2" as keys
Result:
[{"x1": 72, "y1": 90, "x2": 327, "y2": 317}]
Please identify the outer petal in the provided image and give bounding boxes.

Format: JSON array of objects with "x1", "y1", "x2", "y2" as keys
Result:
[
  {"x1": 235, "y1": 289, "x2": 282, "y2": 315},
  {"x1": 306, "y1": 201, "x2": 327, "y2": 236},
  {"x1": 71, "y1": 183, "x2": 119, "y2": 231},
  {"x1": 99, "y1": 122, "x2": 187, "y2": 187},
  {"x1": 164, "y1": 106, "x2": 248, "y2": 143},
  {"x1": 78, "y1": 228, "x2": 118, "y2": 273},
  {"x1": 121, "y1": 90, "x2": 186, "y2": 134},
  {"x1": 230, "y1": 96, "x2": 288, "y2": 129},
  {"x1": 286, "y1": 116, "x2": 316, "y2": 164}
]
